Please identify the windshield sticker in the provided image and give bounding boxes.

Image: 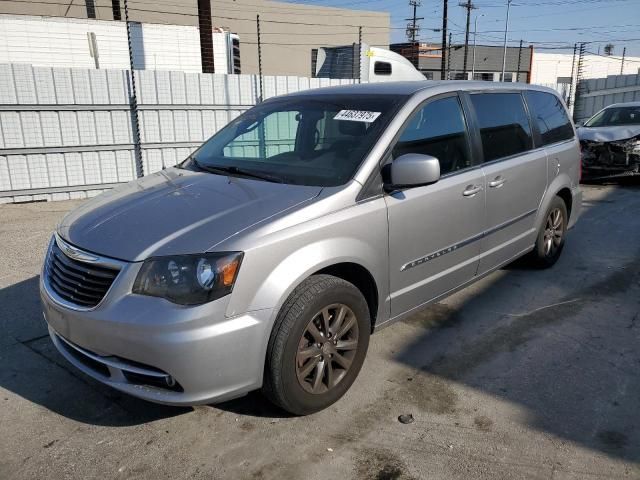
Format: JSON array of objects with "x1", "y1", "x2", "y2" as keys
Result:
[{"x1": 334, "y1": 110, "x2": 381, "y2": 123}]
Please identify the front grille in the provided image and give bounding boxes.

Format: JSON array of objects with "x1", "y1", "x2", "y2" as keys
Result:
[
  {"x1": 46, "y1": 240, "x2": 120, "y2": 308},
  {"x1": 581, "y1": 141, "x2": 628, "y2": 167}
]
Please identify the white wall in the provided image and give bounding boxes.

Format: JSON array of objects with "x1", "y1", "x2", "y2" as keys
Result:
[
  {"x1": 0, "y1": 14, "x2": 232, "y2": 73},
  {"x1": 0, "y1": 64, "x2": 356, "y2": 203},
  {"x1": 531, "y1": 52, "x2": 640, "y2": 85}
]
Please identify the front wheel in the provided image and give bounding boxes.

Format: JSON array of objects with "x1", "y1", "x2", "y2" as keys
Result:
[
  {"x1": 529, "y1": 196, "x2": 568, "y2": 268},
  {"x1": 263, "y1": 275, "x2": 370, "y2": 415}
]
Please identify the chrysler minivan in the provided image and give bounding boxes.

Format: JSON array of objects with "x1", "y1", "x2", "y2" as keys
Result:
[{"x1": 41, "y1": 81, "x2": 581, "y2": 415}]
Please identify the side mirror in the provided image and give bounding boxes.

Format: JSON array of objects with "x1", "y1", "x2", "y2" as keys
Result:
[
  {"x1": 385, "y1": 153, "x2": 441, "y2": 190},
  {"x1": 575, "y1": 120, "x2": 584, "y2": 127}
]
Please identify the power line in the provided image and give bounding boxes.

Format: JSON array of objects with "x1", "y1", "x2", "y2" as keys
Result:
[
  {"x1": 132, "y1": 0, "x2": 395, "y2": 18},
  {"x1": 0, "y1": 0, "x2": 396, "y2": 24},
  {"x1": 585, "y1": 49, "x2": 640, "y2": 63}
]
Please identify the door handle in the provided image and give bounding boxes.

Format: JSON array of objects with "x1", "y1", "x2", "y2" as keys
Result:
[
  {"x1": 462, "y1": 185, "x2": 482, "y2": 197},
  {"x1": 488, "y1": 176, "x2": 506, "y2": 188}
]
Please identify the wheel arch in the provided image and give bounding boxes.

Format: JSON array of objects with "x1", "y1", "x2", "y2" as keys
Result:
[
  {"x1": 228, "y1": 236, "x2": 387, "y2": 328},
  {"x1": 314, "y1": 262, "x2": 379, "y2": 332},
  {"x1": 535, "y1": 174, "x2": 574, "y2": 232},
  {"x1": 556, "y1": 186, "x2": 573, "y2": 218}
]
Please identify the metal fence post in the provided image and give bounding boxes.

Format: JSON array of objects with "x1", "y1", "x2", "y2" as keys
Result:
[
  {"x1": 446, "y1": 32, "x2": 452, "y2": 80},
  {"x1": 567, "y1": 43, "x2": 577, "y2": 109},
  {"x1": 573, "y1": 42, "x2": 586, "y2": 122},
  {"x1": 124, "y1": 0, "x2": 144, "y2": 178},
  {"x1": 516, "y1": 39, "x2": 523, "y2": 82},
  {"x1": 358, "y1": 26, "x2": 362, "y2": 83},
  {"x1": 257, "y1": 14, "x2": 263, "y2": 102}
]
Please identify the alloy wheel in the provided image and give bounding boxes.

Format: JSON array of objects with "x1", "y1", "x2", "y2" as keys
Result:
[
  {"x1": 543, "y1": 207, "x2": 564, "y2": 257},
  {"x1": 295, "y1": 303, "x2": 359, "y2": 394}
]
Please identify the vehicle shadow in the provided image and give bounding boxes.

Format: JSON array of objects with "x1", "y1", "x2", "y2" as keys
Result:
[
  {"x1": 0, "y1": 276, "x2": 190, "y2": 427},
  {"x1": 394, "y1": 185, "x2": 640, "y2": 463},
  {"x1": 215, "y1": 391, "x2": 293, "y2": 419}
]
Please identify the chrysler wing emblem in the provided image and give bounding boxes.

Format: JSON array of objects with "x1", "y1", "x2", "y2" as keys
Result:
[{"x1": 54, "y1": 233, "x2": 100, "y2": 264}]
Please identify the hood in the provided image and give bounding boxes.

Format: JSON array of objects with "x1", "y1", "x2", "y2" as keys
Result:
[
  {"x1": 58, "y1": 168, "x2": 322, "y2": 261},
  {"x1": 577, "y1": 125, "x2": 640, "y2": 142}
]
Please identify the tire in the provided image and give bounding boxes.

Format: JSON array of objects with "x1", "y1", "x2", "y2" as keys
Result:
[
  {"x1": 529, "y1": 196, "x2": 568, "y2": 268},
  {"x1": 263, "y1": 274, "x2": 370, "y2": 415}
]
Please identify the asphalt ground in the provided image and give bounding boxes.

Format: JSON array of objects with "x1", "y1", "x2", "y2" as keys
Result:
[{"x1": 1, "y1": 183, "x2": 639, "y2": 479}]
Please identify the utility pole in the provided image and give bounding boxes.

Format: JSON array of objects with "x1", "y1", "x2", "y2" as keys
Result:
[
  {"x1": 620, "y1": 47, "x2": 626, "y2": 74},
  {"x1": 440, "y1": 0, "x2": 447, "y2": 80},
  {"x1": 197, "y1": 0, "x2": 215, "y2": 73},
  {"x1": 500, "y1": 0, "x2": 512, "y2": 81},
  {"x1": 459, "y1": 0, "x2": 476, "y2": 78},
  {"x1": 405, "y1": 0, "x2": 424, "y2": 43}
]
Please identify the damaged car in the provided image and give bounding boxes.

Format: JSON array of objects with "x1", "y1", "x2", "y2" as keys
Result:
[{"x1": 577, "y1": 102, "x2": 640, "y2": 181}]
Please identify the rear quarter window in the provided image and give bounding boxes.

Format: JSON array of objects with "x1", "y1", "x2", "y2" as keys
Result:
[
  {"x1": 469, "y1": 92, "x2": 533, "y2": 162},
  {"x1": 525, "y1": 91, "x2": 574, "y2": 145}
]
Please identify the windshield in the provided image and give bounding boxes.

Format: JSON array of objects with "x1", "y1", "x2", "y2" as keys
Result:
[
  {"x1": 182, "y1": 94, "x2": 404, "y2": 187},
  {"x1": 584, "y1": 105, "x2": 640, "y2": 127}
]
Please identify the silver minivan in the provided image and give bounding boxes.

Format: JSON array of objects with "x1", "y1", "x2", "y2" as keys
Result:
[{"x1": 41, "y1": 81, "x2": 581, "y2": 415}]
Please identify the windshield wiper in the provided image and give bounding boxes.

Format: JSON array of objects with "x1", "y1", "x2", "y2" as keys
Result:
[{"x1": 192, "y1": 160, "x2": 284, "y2": 184}]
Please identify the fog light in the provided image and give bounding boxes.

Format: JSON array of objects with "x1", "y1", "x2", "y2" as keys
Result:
[{"x1": 165, "y1": 376, "x2": 176, "y2": 387}]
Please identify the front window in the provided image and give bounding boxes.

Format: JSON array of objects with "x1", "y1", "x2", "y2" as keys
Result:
[
  {"x1": 393, "y1": 96, "x2": 472, "y2": 175},
  {"x1": 184, "y1": 94, "x2": 404, "y2": 187},
  {"x1": 584, "y1": 106, "x2": 640, "y2": 127}
]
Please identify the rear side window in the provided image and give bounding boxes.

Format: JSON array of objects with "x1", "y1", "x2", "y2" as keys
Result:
[
  {"x1": 374, "y1": 61, "x2": 392, "y2": 75},
  {"x1": 393, "y1": 96, "x2": 471, "y2": 175},
  {"x1": 525, "y1": 91, "x2": 574, "y2": 145},
  {"x1": 470, "y1": 93, "x2": 533, "y2": 162}
]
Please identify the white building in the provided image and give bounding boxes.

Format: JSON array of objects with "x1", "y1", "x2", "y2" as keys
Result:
[
  {"x1": 0, "y1": 14, "x2": 238, "y2": 73},
  {"x1": 531, "y1": 51, "x2": 640, "y2": 86}
]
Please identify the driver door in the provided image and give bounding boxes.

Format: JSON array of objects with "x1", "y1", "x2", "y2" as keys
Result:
[{"x1": 385, "y1": 93, "x2": 485, "y2": 318}]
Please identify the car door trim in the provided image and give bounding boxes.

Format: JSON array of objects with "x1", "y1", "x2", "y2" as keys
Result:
[
  {"x1": 399, "y1": 207, "x2": 537, "y2": 271},
  {"x1": 400, "y1": 230, "x2": 485, "y2": 271}
]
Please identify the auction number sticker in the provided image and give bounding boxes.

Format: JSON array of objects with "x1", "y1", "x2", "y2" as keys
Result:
[{"x1": 333, "y1": 110, "x2": 381, "y2": 123}]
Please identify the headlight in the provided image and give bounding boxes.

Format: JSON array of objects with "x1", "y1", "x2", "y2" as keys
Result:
[
  {"x1": 133, "y1": 252, "x2": 243, "y2": 305},
  {"x1": 628, "y1": 140, "x2": 640, "y2": 154}
]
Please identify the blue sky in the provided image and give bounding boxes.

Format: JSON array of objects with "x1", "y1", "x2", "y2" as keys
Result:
[{"x1": 288, "y1": 0, "x2": 640, "y2": 56}]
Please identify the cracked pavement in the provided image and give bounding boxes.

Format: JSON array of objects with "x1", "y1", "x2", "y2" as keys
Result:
[{"x1": 1, "y1": 184, "x2": 639, "y2": 479}]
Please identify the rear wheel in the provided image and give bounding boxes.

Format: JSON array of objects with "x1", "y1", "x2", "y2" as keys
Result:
[
  {"x1": 263, "y1": 274, "x2": 370, "y2": 415},
  {"x1": 529, "y1": 196, "x2": 568, "y2": 268}
]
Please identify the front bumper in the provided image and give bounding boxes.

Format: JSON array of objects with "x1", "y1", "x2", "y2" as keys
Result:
[
  {"x1": 41, "y1": 273, "x2": 273, "y2": 406},
  {"x1": 581, "y1": 140, "x2": 640, "y2": 181}
]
